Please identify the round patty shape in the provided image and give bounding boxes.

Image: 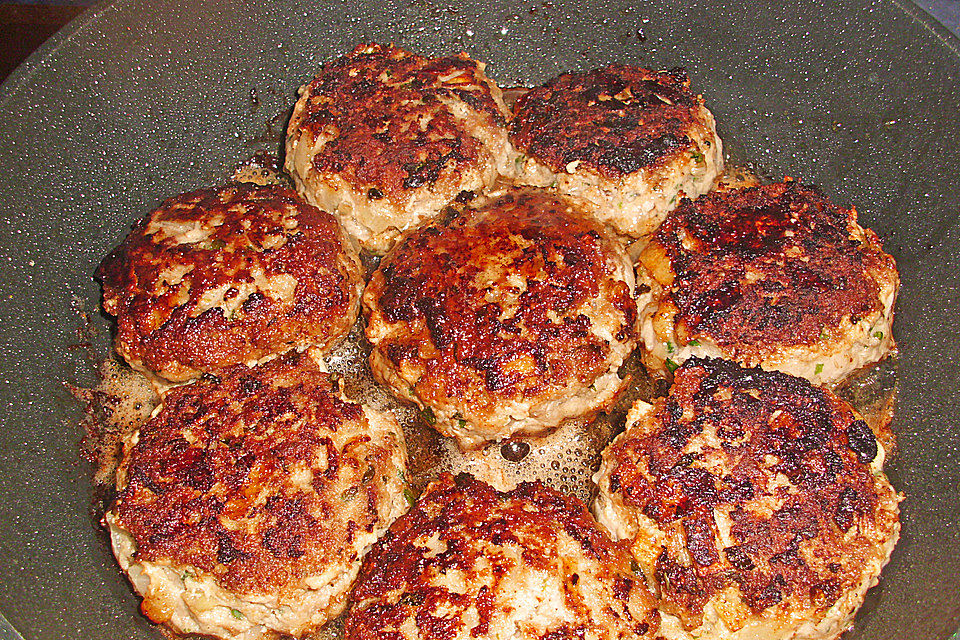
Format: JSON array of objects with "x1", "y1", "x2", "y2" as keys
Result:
[
  {"x1": 344, "y1": 472, "x2": 661, "y2": 640},
  {"x1": 636, "y1": 181, "x2": 899, "y2": 386},
  {"x1": 363, "y1": 188, "x2": 638, "y2": 449},
  {"x1": 510, "y1": 64, "x2": 722, "y2": 239},
  {"x1": 285, "y1": 43, "x2": 517, "y2": 254},
  {"x1": 593, "y1": 357, "x2": 901, "y2": 640},
  {"x1": 106, "y1": 349, "x2": 410, "y2": 640},
  {"x1": 96, "y1": 182, "x2": 363, "y2": 383}
]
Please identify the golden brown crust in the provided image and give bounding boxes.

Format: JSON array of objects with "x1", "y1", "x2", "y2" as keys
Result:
[
  {"x1": 344, "y1": 472, "x2": 660, "y2": 640},
  {"x1": 113, "y1": 351, "x2": 405, "y2": 597},
  {"x1": 363, "y1": 188, "x2": 637, "y2": 445},
  {"x1": 289, "y1": 42, "x2": 506, "y2": 205},
  {"x1": 511, "y1": 65, "x2": 706, "y2": 179},
  {"x1": 96, "y1": 183, "x2": 362, "y2": 382},
  {"x1": 605, "y1": 357, "x2": 899, "y2": 627},
  {"x1": 642, "y1": 181, "x2": 897, "y2": 358}
]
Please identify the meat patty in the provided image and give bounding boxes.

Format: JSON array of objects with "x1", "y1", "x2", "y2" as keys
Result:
[
  {"x1": 285, "y1": 43, "x2": 518, "y2": 254},
  {"x1": 593, "y1": 357, "x2": 901, "y2": 640},
  {"x1": 96, "y1": 182, "x2": 363, "y2": 383},
  {"x1": 635, "y1": 181, "x2": 899, "y2": 386},
  {"x1": 344, "y1": 472, "x2": 661, "y2": 640},
  {"x1": 511, "y1": 64, "x2": 723, "y2": 239},
  {"x1": 106, "y1": 349, "x2": 410, "y2": 640},
  {"x1": 363, "y1": 187, "x2": 638, "y2": 449}
]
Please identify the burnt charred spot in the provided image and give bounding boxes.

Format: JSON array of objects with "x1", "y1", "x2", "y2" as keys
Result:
[
  {"x1": 216, "y1": 532, "x2": 247, "y2": 564},
  {"x1": 835, "y1": 486, "x2": 866, "y2": 532},
  {"x1": 847, "y1": 419, "x2": 878, "y2": 463},
  {"x1": 725, "y1": 545, "x2": 755, "y2": 571},
  {"x1": 598, "y1": 133, "x2": 687, "y2": 174}
]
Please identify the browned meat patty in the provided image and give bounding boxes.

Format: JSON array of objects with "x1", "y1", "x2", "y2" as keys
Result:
[
  {"x1": 96, "y1": 182, "x2": 363, "y2": 383},
  {"x1": 636, "y1": 181, "x2": 899, "y2": 386},
  {"x1": 511, "y1": 64, "x2": 722, "y2": 239},
  {"x1": 286, "y1": 43, "x2": 518, "y2": 254},
  {"x1": 344, "y1": 472, "x2": 661, "y2": 640},
  {"x1": 593, "y1": 357, "x2": 901, "y2": 640},
  {"x1": 363, "y1": 187, "x2": 638, "y2": 449},
  {"x1": 106, "y1": 349, "x2": 410, "y2": 640}
]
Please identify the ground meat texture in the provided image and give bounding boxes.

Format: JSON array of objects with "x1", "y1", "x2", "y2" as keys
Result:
[
  {"x1": 636, "y1": 181, "x2": 899, "y2": 386},
  {"x1": 344, "y1": 472, "x2": 660, "y2": 640},
  {"x1": 592, "y1": 357, "x2": 901, "y2": 640},
  {"x1": 363, "y1": 187, "x2": 638, "y2": 449},
  {"x1": 96, "y1": 182, "x2": 363, "y2": 383},
  {"x1": 511, "y1": 64, "x2": 722, "y2": 239},
  {"x1": 106, "y1": 349, "x2": 410, "y2": 640},
  {"x1": 285, "y1": 43, "x2": 519, "y2": 254}
]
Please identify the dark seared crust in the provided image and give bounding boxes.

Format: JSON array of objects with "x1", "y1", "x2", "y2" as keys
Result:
[
  {"x1": 653, "y1": 181, "x2": 894, "y2": 351},
  {"x1": 511, "y1": 65, "x2": 703, "y2": 178},
  {"x1": 345, "y1": 472, "x2": 660, "y2": 640},
  {"x1": 292, "y1": 43, "x2": 504, "y2": 201},
  {"x1": 96, "y1": 183, "x2": 362, "y2": 382},
  {"x1": 114, "y1": 351, "x2": 400, "y2": 596},
  {"x1": 607, "y1": 357, "x2": 898, "y2": 625},
  {"x1": 365, "y1": 189, "x2": 636, "y2": 429}
]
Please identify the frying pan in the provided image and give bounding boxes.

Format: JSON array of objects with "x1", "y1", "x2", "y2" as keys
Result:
[{"x1": 0, "y1": 0, "x2": 958, "y2": 638}]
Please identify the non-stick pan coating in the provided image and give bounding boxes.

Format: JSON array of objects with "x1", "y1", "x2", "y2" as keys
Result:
[{"x1": 0, "y1": 1, "x2": 957, "y2": 638}]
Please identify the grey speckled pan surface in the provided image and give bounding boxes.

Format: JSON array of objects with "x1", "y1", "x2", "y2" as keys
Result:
[{"x1": 0, "y1": 1, "x2": 958, "y2": 638}]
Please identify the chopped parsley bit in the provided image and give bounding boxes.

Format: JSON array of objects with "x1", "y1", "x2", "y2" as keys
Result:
[
  {"x1": 669, "y1": 193, "x2": 677, "y2": 205},
  {"x1": 548, "y1": 179, "x2": 558, "y2": 188},
  {"x1": 873, "y1": 330, "x2": 884, "y2": 340},
  {"x1": 666, "y1": 341, "x2": 675, "y2": 354},
  {"x1": 666, "y1": 358, "x2": 679, "y2": 373},
  {"x1": 403, "y1": 487, "x2": 417, "y2": 507},
  {"x1": 421, "y1": 406, "x2": 436, "y2": 425},
  {"x1": 690, "y1": 150, "x2": 705, "y2": 163},
  {"x1": 819, "y1": 328, "x2": 829, "y2": 342},
  {"x1": 340, "y1": 486, "x2": 358, "y2": 501},
  {"x1": 687, "y1": 338, "x2": 700, "y2": 347},
  {"x1": 230, "y1": 609, "x2": 244, "y2": 620},
  {"x1": 457, "y1": 418, "x2": 467, "y2": 429},
  {"x1": 514, "y1": 155, "x2": 526, "y2": 171},
  {"x1": 815, "y1": 363, "x2": 824, "y2": 375}
]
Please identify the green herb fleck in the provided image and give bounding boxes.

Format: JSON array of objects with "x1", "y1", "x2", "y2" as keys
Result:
[
  {"x1": 457, "y1": 418, "x2": 467, "y2": 429},
  {"x1": 340, "y1": 486, "x2": 358, "y2": 502},
  {"x1": 815, "y1": 363, "x2": 824, "y2": 375},
  {"x1": 687, "y1": 339, "x2": 700, "y2": 347},
  {"x1": 230, "y1": 609, "x2": 244, "y2": 620},
  {"x1": 669, "y1": 193, "x2": 677, "y2": 205},
  {"x1": 666, "y1": 358, "x2": 679, "y2": 373},
  {"x1": 514, "y1": 155, "x2": 526, "y2": 171},
  {"x1": 421, "y1": 407, "x2": 435, "y2": 425},
  {"x1": 666, "y1": 341, "x2": 675, "y2": 354},
  {"x1": 873, "y1": 330, "x2": 884, "y2": 340},
  {"x1": 819, "y1": 328, "x2": 829, "y2": 342},
  {"x1": 690, "y1": 150, "x2": 705, "y2": 163},
  {"x1": 403, "y1": 487, "x2": 417, "y2": 507}
]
